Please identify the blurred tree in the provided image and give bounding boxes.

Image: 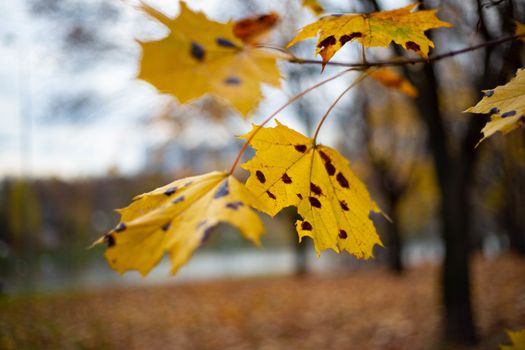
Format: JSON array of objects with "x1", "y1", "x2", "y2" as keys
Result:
[{"x1": 363, "y1": 0, "x2": 524, "y2": 344}]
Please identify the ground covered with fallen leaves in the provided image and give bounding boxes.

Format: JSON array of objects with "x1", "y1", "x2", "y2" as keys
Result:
[{"x1": 1, "y1": 254, "x2": 524, "y2": 350}]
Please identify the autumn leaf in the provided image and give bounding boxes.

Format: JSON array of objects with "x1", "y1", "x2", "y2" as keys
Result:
[
  {"x1": 288, "y1": 4, "x2": 451, "y2": 64},
  {"x1": 241, "y1": 121, "x2": 382, "y2": 258},
  {"x1": 94, "y1": 171, "x2": 265, "y2": 276},
  {"x1": 500, "y1": 329, "x2": 525, "y2": 350},
  {"x1": 138, "y1": 2, "x2": 281, "y2": 117},
  {"x1": 370, "y1": 68, "x2": 417, "y2": 97},
  {"x1": 465, "y1": 68, "x2": 525, "y2": 144},
  {"x1": 302, "y1": 0, "x2": 324, "y2": 16},
  {"x1": 233, "y1": 12, "x2": 279, "y2": 44}
]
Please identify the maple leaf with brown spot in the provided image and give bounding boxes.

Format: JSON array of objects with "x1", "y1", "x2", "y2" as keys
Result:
[
  {"x1": 241, "y1": 121, "x2": 382, "y2": 258},
  {"x1": 138, "y1": 2, "x2": 281, "y2": 117},
  {"x1": 288, "y1": 4, "x2": 451, "y2": 65},
  {"x1": 465, "y1": 68, "x2": 525, "y2": 145},
  {"x1": 93, "y1": 172, "x2": 266, "y2": 276}
]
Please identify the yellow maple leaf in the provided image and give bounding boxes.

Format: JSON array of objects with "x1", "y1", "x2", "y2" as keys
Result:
[
  {"x1": 370, "y1": 68, "x2": 418, "y2": 97},
  {"x1": 138, "y1": 2, "x2": 281, "y2": 117},
  {"x1": 94, "y1": 171, "x2": 265, "y2": 276},
  {"x1": 465, "y1": 68, "x2": 525, "y2": 144},
  {"x1": 501, "y1": 329, "x2": 525, "y2": 350},
  {"x1": 302, "y1": 0, "x2": 324, "y2": 16},
  {"x1": 241, "y1": 121, "x2": 382, "y2": 258},
  {"x1": 287, "y1": 4, "x2": 451, "y2": 64}
]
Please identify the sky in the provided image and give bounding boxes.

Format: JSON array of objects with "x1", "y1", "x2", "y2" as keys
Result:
[{"x1": 0, "y1": 0, "x2": 406, "y2": 179}]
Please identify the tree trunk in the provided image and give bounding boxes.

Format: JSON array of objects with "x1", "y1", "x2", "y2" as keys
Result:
[
  {"x1": 441, "y1": 164, "x2": 477, "y2": 344},
  {"x1": 386, "y1": 198, "x2": 403, "y2": 273},
  {"x1": 411, "y1": 62, "x2": 478, "y2": 345}
]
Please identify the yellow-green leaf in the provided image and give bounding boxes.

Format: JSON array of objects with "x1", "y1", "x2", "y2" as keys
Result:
[
  {"x1": 94, "y1": 171, "x2": 265, "y2": 276},
  {"x1": 500, "y1": 329, "x2": 525, "y2": 350},
  {"x1": 288, "y1": 4, "x2": 451, "y2": 64},
  {"x1": 138, "y1": 2, "x2": 281, "y2": 117},
  {"x1": 465, "y1": 68, "x2": 525, "y2": 144},
  {"x1": 241, "y1": 121, "x2": 382, "y2": 258}
]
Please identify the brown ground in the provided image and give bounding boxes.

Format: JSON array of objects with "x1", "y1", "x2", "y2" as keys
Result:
[{"x1": 1, "y1": 254, "x2": 524, "y2": 350}]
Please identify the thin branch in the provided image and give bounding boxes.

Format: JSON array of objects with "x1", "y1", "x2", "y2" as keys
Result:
[
  {"x1": 287, "y1": 33, "x2": 525, "y2": 69},
  {"x1": 312, "y1": 70, "x2": 373, "y2": 143},
  {"x1": 228, "y1": 68, "x2": 356, "y2": 175}
]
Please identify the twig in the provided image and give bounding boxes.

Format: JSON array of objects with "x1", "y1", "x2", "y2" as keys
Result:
[
  {"x1": 312, "y1": 70, "x2": 373, "y2": 143},
  {"x1": 287, "y1": 33, "x2": 525, "y2": 69},
  {"x1": 229, "y1": 68, "x2": 356, "y2": 175}
]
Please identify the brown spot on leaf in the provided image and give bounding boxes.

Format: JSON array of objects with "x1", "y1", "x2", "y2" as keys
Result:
[
  {"x1": 172, "y1": 196, "x2": 185, "y2": 204},
  {"x1": 161, "y1": 222, "x2": 171, "y2": 232},
  {"x1": 340, "y1": 32, "x2": 363, "y2": 45},
  {"x1": 319, "y1": 150, "x2": 336, "y2": 175},
  {"x1": 190, "y1": 41, "x2": 206, "y2": 61},
  {"x1": 338, "y1": 229, "x2": 348, "y2": 239},
  {"x1": 226, "y1": 201, "x2": 244, "y2": 210},
  {"x1": 336, "y1": 172, "x2": 349, "y2": 188},
  {"x1": 502, "y1": 110, "x2": 517, "y2": 118},
  {"x1": 216, "y1": 37, "x2": 237, "y2": 48},
  {"x1": 489, "y1": 107, "x2": 500, "y2": 115},
  {"x1": 309, "y1": 196, "x2": 322, "y2": 208},
  {"x1": 224, "y1": 77, "x2": 241, "y2": 85},
  {"x1": 106, "y1": 234, "x2": 115, "y2": 247},
  {"x1": 214, "y1": 180, "x2": 229, "y2": 198},
  {"x1": 301, "y1": 221, "x2": 313, "y2": 231},
  {"x1": 256, "y1": 170, "x2": 266, "y2": 183},
  {"x1": 318, "y1": 150, "x2": 331, "y2": 163},
  {"x1": 318, "y1": 35, "x2": 336, "y2": 49},
  {"x1": 266, "y1": 190, "x2": 276, "y2": 200},
  {"x1": 339, "y1": 200, "x2": 349, "y2": 211},
  {"x1": 296, "y1": 193, "x2": 303, "y2": 200},
  {"x1": 325, "y1": 162, "x2": 336, "y2": 176},
  {"x1": 164, "y1": 187, "x2": 177, "y2": 196},
  {"x1": 282, "y1": 173, "x2": 292, "y2": 184},
  {"x1": 405, "y1": 41, "x2": 421, "y2": 52},
  {"x1": 294, "y1": 144, "x2": 307, "y2": 153},
  {"x1": 310, "y1": 182, "x2": 323, "y2": 196}
]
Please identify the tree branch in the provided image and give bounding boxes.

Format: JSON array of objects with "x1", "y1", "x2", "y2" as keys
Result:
[{"x1": 286, "y1": 33, "x2": 525, "y2": 68}]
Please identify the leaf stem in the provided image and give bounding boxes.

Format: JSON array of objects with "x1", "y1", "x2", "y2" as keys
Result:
[
  {"x1": 312, "y1": 70, "x2": 373, "y2": 144},
  {"x1": 228, "y1": 68, "x2": 356, "y2": 175},
  {"x1": 288, "y1": 33, "x2": 525, "y2": 69}
]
